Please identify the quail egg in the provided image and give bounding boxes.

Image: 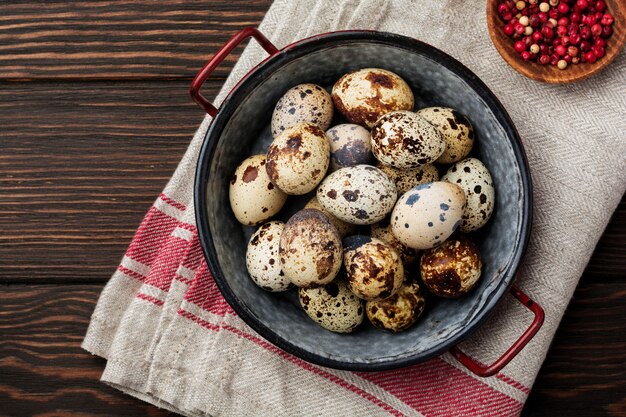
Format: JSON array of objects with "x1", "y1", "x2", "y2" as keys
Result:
[
  {"x1": 266, "y1": 122, "x2": 330, "y2": 195},
  {"x1": 326, "y1": 124, "x2": 373, "y2": 172},
  {"x1": 416, "y1": 107, "x2": 474, "y2": 164},
  {"x1": 391, "y1": 182, "x2": 466, "y2": 250},
  {"x1": 371, "y1": 216, "x2": 418, "y2": 265},
  {"x1": 332, "y1": 68, "x2": 414, "y2": 128},
  {"x1": 366, "y1": 280, "x2": 426, "y2": 332},
  {"x1": 245, "y1": 221, "x2": 290, "y2": 292},
  {"x1": 271, "y1": 83, "x2": 334, "y2": 138},
  {"x1": 229, "y1": 154, "x2": 288, "y2": 226},
  {"x1": 299, "y1": 280, "x2": 364, "y2": 333},
  {"x1": 343, "y1": 236, "x2": 404, "y2": 301},
  {"x1": 317, "y1": 165, "x2": 397, "y2": 225},
  {"x1": 279, "y1": 209, "x2": 342, "y2": 287},
  {"x1": 442, "y1": 158, "x2": 495, "y2": 232},
  {"x1": 370, "y1": 111, "x2": 445, "y2": 169},
  {"x1": 304, "y1": 196, "x2": 356, "y2": 238},
  {"x1": 376, "y1": 162, "x2": 440, "y2": 195},
  {"x1": 420, "y1": 235, "x2": 482, "y2": 298}
]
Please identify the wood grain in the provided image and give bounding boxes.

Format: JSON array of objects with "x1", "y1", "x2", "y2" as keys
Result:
[
  {"x1": 0, "y1": 285, "x2": 172, "y2": 416},
  {"x1": 486, "y1": 0, "x2": 626, "y2": 83},
  {"x1": 0, "y1": 0, "x2": 272, "y2": 81},
  {"x1": 0, "y1": 284, "x2": 623, "y2": 416},
  {"x1": 0, "y1": 81, "x2": 218, "y2": 283}
]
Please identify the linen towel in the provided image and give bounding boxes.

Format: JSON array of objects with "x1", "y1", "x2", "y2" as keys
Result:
[{"x1": 83, "y1": 0, "x2": 626, "y2": 415}]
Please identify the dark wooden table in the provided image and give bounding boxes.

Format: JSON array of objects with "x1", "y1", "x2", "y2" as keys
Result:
[{"x1": 1, "y1": 2, "x2": 624, "y2": 416}]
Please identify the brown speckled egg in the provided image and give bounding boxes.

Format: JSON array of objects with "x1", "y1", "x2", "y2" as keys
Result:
[
  {"x1": 366, "y1": 281, "x2": 426, "y2": 332},
  {"x1": 271, "y1": 84, "x2": 333, "y2": 138},
  {"x1": 317, "y1": 165, "x2": 397, "y2": 225},
  {"x1": 246, "y1": 221, "x2": 290, "y2": 292},
  {"x1": 420, "y1": 236, "x2": 482, "y2": 298},
  {"x1": 279, "y1": 209, "x2": 342, "y2": 287},
  {"x1": 304, "y1": 196, "x2": 356, "y2": 238},
  {"x1": 229, "y1": 154, "x2": 288, "y2": 226},
  {"x1": 371, "y1": 216, "x2": 418, "y2": 265},
  {"x1": 332, "y1": 68, "x2": 414, "y2": 128},
  {"x1": 371, "y1": 111, "x2": 445, "y2": 169},
  {"x1": 299, "y1": 280, "x2": 364, "y2": 333},
  {"x1": 391, "y1": 182, "x2": 466, "y2": 250},
  {"x1": 442, "y1": 158, "x2": 495, "y2": 233},
  {"x1": 343, "y1": 236, "x2": 404, "y2": 301},
  {"x1": 416, "y1": 107, "x2": 474, "y2": 164},
  {"x1": 266, "y1": 122, "x2": 330, "y2": 195},
  {"x1": 376, "y1": 162, "x2": 440, "y2": 195},
  {"x1": 326, "y1": 124, "x2": 373, "y2": 172}
]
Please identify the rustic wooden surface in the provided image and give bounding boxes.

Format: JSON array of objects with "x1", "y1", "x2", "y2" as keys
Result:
[{"x1": 1, "y1": 1, "x2": 624, "y2": 416}]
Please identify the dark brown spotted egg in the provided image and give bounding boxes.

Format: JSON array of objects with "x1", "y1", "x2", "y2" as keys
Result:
[
  {"x1": 370, "y1": 216, "x2": 418, "y2": 265},
  {"x1": 279, "y1": 209, "x2": 342, "y2": 287},
  {"x1": 376, "y1": 161, "x2": 440, "y2": 195},
  {"x1": 304, "y1": 196, "x2": 356, "y2": 238},
  {"x1": 343, "y1": 236, "x2": 404, "y2": 301},
  {"x1": 326, "y1": 124, "x2": 373, "y2": 172},
  {"x1": 271, "y1": 83, "x2": 334, "y2": 138},
  {"x1": 266, "y1": 122, "x2": 330, "y2": 195},
  {"x1": 245, "y1": 221, "x2": 290, "y2": 292},
  {"x1": 332, "y1": 68, "x2": 414, "y2": 129},
  {"x1": 391, "y1": 182, "x2": 466, "y2": 250},
  {"x1": 416, "y1": 107, "x2": 474, "y2": 164},
  {"x1": 299, "y1": 279, "x2": 364, "y2": 333},
  {"x1": 442, "y1": 158, "x2": 495, "y2": 232},
  {"x1": 317, "y1": 165, "x2": 397, "y2": 225},
  {"x1": 366, "y1": 280, "x2": 426, "y2": 332},
  {"x1": 229, "y1": 154, "x2": 288, "y2": 226},
  {"x1": 420, "y1": 236, "x2": 482, "y2": 298},
  {"x1": 371, "y1": 111, "x2": 445, "y2": 169}
]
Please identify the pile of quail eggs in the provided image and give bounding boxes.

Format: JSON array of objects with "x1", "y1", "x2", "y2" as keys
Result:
[{"x1": 230, "y1": 68, "x2": 495, "y2": 334}]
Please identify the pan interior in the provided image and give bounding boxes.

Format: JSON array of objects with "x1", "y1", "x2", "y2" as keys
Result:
[{"x1": 204, "y1": 38, "x2": 525, "y2": 366}]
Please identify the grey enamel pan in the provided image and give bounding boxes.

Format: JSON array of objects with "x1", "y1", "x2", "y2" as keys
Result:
[{"x1": 191, "y1": 28, "x2": 544, "y2": 376}]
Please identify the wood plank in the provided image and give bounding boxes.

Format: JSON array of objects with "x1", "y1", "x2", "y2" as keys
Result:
[
  {"x1": 523, "y1": 282, "x2": 626, "y2": 416},
  {"x1": 0, "y1": 0, "x2": 272, "y2": 80},
  {"x1": 0, "y1": 283, "x2": 623, "y2": 416},
  {"x1": 0, "y1": 285, "x2": 173, "y2": 416},
  {"x1": 0, "y1": 81, "x2": 218, "y2": 283}
]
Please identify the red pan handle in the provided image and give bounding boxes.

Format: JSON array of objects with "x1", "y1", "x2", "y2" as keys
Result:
[
  {"x1": 190, "y1": 27, "x2": 279, "y2": 116},
  {"x1": 450, "y1": 285, "x2": 545, "y2": 377}
]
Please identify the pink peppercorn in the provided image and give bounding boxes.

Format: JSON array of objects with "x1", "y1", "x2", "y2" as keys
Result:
[
  {"x1": 580, "y1": 26, "x2": 592, "y2": 39},
  {"x1": 594, "y1": 37, "x2": 606, "y2": 48},
  {"x1": 592, "y1": 45, "x2": 606, "y2": 58},
  {"x1": 567, "y1": 45, "x2": 579, "y2": 56},
  {"x1": 591, "y1": 23, "x2": 603, "y2": 37},
  {"x1": 539, "y1": 54, "x2": 551, "y2": 64},
  {"x1": 570, "y1": 33, "x2": 581, "y2": 44},
  {"x1": 542, "y1": 26, "x2": 555, "y2": 38},
  {"x1": 538, "y1": 11, "x2": 549, "y2": 22},
  {"x1": 557, "y1": 3, "x2": 569, "y2": 14},
  {"x1": 555, "y1": 44, "x2": 567, "y2": 56},
  {"x1": 585, "y1": 51, "x2": 597, "y2": 63},
  {"x1": 580, "y1": 40, "x2": 591, "y2": 51},
  {"x1": 521, "y1": 50, "x2": 532, "y2": 60},
  {"x1": 533, "y1": 30, "x2": 544, "y2": 42},
  {"x1": 514, "y1": 40, "x2": 527, "y2": 52},
  {"x1": 577, "y1": 0, "x2": 588, "y2": 11},
  {"x1": 558, "y1": 17, "x2": 569, "y2": 26},
  {"x1": 499, "y1": 3, "x2": 510, "y2": 14},
  {"x1": 601, "y1": 25, "x2": 612, "y2": 37},
  {"x1": 596, "y1": 1, "x2": 606, "y2": 12},
  {"x1": 504, "y1": 23, "x2": 515, "y2": 35},
  {"x1": 601, "y1": 13, "x2": 614, "y2": 26}
]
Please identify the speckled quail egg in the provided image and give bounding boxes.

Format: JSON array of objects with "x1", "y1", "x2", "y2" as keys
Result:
[
  {"x1": 442, "y1": 158, "x2": 495, "y2": 233},
  {"x1": 271, "y1": 84, "x2": 334, "y2": 138},
  {"x1": 376, "y1": 162, "x2": 440, "y2": 195},
  {"x1": 317, "y1": 165, "x2": 397, "y2": 225},
  {"x1": 332, "y1": 68, "x2": 414, "y2": 128},
  {"x1": 391, "y1": 182, "x2": 466, "y2": 250},
  {"x1": 326, "y1": 124, "x2": 373, "y2": 172},
  {"x1": 366, "y1": 280, "x2": 426, "y2": 332},
  {"x1": 416, "y1": 107, "x2": 474, "y2": 164},
  {"x1": 371, "y1": 111, "x2": 445, "y2": 169},
  {"x1": 246, "y1": 221, "x2": 290, "y2": 292},
  {"x1": 420, "y1": 235, "x2": 482, "y2": 298},
  {"x1": 299, "y1": 280, "x2": 364, "y2": 333},
  {"x1": 279, "y1": 209, "x2": 342, "y2": 287},
  {"x1": 304, "y1": 196, "x2": 356, "y2": 238},
  {"x1": 266, "y1": 122, "x2": 330, "y2": 195},
  {"x1": 343, "y1": 236, "x2": 404, "y2": 301},
  {"x1": 229, "y1": 154, "x2": 288, "y2": 226},
  {"x1": 371, "y1": 216, "x2": 418, "y2": 265}
]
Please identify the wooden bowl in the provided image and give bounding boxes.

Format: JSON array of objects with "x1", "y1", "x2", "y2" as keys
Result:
[{"x1": 487, "y1": 0, "x2": 626, "y2": 83}]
